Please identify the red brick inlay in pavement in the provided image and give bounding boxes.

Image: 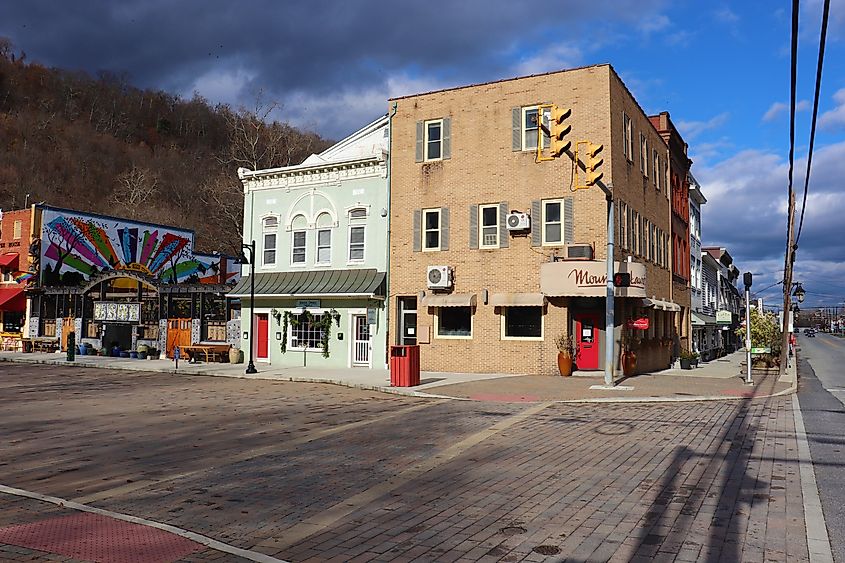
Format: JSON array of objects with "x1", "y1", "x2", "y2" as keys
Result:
[
  {"x1": 469, "y1": 393, "x2": 542, "y2": 402},
  {"x1": 0, "y1": 512, "x2": 202, "y2": 563}
]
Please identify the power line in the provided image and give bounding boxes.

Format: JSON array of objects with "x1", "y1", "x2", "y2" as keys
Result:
[{"x1": 795, "y1": 0, "x2": 831, "y2": 244}]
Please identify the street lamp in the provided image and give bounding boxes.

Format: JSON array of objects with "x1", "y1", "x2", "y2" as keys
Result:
[
  {"x1": 792, "y1": 282, "x2": 805, "y2": 303},
  {"x1": 236, "y1": 240, "x2": 257, "y2": 374}
]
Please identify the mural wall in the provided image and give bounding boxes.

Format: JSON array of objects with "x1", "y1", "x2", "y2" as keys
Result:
[{"x1": 39, "y1": 207, "x2": 239, "y2": 287}]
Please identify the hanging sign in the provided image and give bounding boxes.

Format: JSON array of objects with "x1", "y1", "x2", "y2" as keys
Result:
[
  {"x1": 94, "y1": 302, "x2": 141, "y2": 322},
  {"x1": 626, "y1": 317, "x2": 650, "y2": 330},
  {"x1": 296, "y1": 300, "x2": 321, "y2": 309}
]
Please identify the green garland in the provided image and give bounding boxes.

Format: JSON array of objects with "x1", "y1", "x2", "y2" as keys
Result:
[{"x1": 279, "y1": 310, "x2": 333, "y2": 358}]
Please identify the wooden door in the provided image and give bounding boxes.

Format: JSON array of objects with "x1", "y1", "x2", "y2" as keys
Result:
[
  {"x1": 574, "y1": 313, "x2": 601, "y2": 370},
  {"x1": 166, "y1": 318, "x2": 192, "y2": 358},
  {"x1": 60, "y1": 317, "x2": 74, "y2": 351},
  {"x1": 256, "y1": 314, "x2": 269, "y2": 359}
]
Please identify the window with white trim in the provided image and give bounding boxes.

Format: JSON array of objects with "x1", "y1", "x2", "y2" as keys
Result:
[
  {"x1": 348, "y1": 225, "x2": 365, "y2": 261},
  {"x1": 640, "y1": 133, "x2": 648, "y2": 177},
  {"x1": 521, "y1": 106, "x2": 550, "y2": 151},
  {"x1": 316, "y1": 229, "x2": 331, "y2": 264},
  {"x1": 436, "y1": 307, "x2": 472, "y2": 338},
  {"x1": 623, "y1": 112, "x2": 633, "y2": 162},
  {"x1": 349, "y1": 207, "x2": 367, "y2": 219},
  {"x1": 262, "y1": 217, "x2": 278, "y2": 265},
  {"x1": 502, "y1": 306, "x2": 543, "y2": 339},
  {"x1": 423, "y1": 208, "x2": 441, "y2": 251},
  {"x1": 653, "y1": 149, "x2": 659, "y2": 188},
  {"x1": 290, "y1": 311, "x2": 329, "y2": 351},
  {"x1": 649, "y1": 223, "x2": 656, "y2": 262},
  {"x1": 291, "y1": 230, "x2": 306, "y2": 264},
  {"x1": 542, "y1": 199, "x2": 564, "y2": 245},
  {"x1": 479, "y1": 204, "x2": 499, "y2": 248},
  {"x1": 424, "y1": 119, "x2": 443, "y2": 161}
]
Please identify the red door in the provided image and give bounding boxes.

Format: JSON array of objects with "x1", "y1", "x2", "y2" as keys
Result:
[
  {"x1": 256, "y1": 314, "x2": 269, "y2": 359},
  {"x1": 574, "y1": 313, "x2": 601, "y2": 370}
]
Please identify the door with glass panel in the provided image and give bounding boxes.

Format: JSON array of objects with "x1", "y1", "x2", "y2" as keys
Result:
[{"x1": 353, "y1": 315, "x2": 370, "y2": 365}]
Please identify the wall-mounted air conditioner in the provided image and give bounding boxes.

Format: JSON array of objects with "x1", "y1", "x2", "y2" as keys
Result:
[
  {"x1": 427, "y1": 265, "x2": 452, "y2": 289},
  {"x1": 564, "y1": 243, "x2": 594, "y2": 261},
  {"x1": 506, "y1": 212, "x2": 530, "y2": 231}
]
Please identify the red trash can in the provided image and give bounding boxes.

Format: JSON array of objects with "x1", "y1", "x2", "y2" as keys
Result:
[{"x1": 390, "y1": 345, "x2": 420, "y2": 387}]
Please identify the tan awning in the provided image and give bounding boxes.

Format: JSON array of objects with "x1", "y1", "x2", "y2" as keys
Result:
[
  {"x1": 489, "y1": 293, "x2": 546, "y2": 307},
  {"x1": 641, "y1": 298, "x2": 681, "y2": 312},
  {"x1": 421, "y1": 293, "x2": 477, "y2": 307}
]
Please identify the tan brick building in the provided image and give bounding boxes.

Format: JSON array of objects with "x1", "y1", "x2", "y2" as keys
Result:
[{"x1": 388, "y1": 64, "x2": 685, "y2": 376}]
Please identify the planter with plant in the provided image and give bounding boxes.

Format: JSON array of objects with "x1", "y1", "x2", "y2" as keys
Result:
[
  {"x1": 555, "y1": 332, "x2": 576, "y2": 376},
  {"x1": 620, "y1": 328, "x2": 640, "y2": 376},
  {"x1": 679, "y1": 349, "x2": 699, "y2": 369}
]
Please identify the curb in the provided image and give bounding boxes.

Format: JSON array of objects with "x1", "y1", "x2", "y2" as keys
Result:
[{"x1": 0, "y1": 354, "x2": 797, "y2": 404}]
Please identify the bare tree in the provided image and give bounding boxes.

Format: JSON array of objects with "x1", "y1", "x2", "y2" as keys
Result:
[
  {"x1": 198, "y1": 172, "x2": 244, "y2": 252},
  {"x1": 218, "y1": 90, "x2": 290, "y2": 172},
  {"x1": 111, "y1": 166, "x2": 158, "y2": 218}
]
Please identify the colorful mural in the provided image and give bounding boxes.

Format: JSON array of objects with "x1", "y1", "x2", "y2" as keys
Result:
[{"x1": 39, "y1": 207, "x2": 239, "y2": 287}]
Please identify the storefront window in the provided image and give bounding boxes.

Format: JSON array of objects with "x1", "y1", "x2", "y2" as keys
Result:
[
  {"x1": 437, "y1": 307, "x2": 472, "y2": 338},
  {"x1": 290, "y1": 312, "x2": 328, "y2": 350},
  {"x1": 3, "y1": 312, "x2": 23, "y2": 333},
  {"x1": 503, "y1": 307, "x2": 542, "y2": 338}
]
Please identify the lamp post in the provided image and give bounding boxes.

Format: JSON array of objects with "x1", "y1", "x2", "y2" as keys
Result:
[{"x1": 236, "y1": 240, "x2": 257, "y2": 374}]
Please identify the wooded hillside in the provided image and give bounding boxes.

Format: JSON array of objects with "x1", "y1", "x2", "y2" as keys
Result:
[{"x1": 0, "y1": 38, "x2": 332, "y2": 253}]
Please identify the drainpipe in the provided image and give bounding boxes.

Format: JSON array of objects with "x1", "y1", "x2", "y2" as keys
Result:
[{"x1": 384, "y1": 102, "x2": 397, "y2": 369}]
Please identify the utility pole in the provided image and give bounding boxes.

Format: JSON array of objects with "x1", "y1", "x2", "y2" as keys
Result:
[{"x1": 779, "y1": 189, "x2": 795, "y2": 377}]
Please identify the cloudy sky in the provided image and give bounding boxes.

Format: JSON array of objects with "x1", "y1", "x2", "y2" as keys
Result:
[{"x1": 1, "y1": 0, "x2": 844, "y2": 307}]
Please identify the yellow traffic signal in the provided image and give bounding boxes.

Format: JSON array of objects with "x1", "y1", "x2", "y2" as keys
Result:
[
  {"x1": 586, "y1": 142, "x2": 604, "y2": 185},
  {"x1": 549, "y1": 106, "x2": 572, "y2": 157}
]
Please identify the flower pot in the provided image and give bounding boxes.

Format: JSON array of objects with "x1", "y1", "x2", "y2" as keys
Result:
[
  {"x1": 229, "y1": 347, "x2": 244, "y2": 364},
  {"x1": 557, "y1": 352, "x2": 573, "y2": 376},
  {"x1": 680, "y1": 358, "x2": 691, "y2": 370},
  {"x1": 119, "y1": 351, "x2": 129, "y2": 358},
  {"x1": 622, "y1": 351, "x2": 637, "y2": 377},
  {"x1": 138, "y1": 351, "x2": 147, "y2": 360},
  {"x1": 129, "y1": 351, "x2": 138, "y2": 359}
]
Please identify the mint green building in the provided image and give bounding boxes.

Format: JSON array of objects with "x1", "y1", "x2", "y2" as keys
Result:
[{"x1": 230, "y1": 116, "x2": 389, "y2": 369}]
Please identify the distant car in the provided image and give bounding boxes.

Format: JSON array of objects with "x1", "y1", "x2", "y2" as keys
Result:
[{"x1": 807, "y1": 329, "x2": 816, "y2": 337}]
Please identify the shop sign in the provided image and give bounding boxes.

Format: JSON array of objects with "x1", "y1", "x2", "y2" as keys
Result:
[
  {"x1": 94, "y1": 301, "x2": 141, "y2": 322},
  {"x1": 296, "y1": 299, "x2": 321, "y2": 309},
  {"x1": 540, "y1": 260, "x2": 647, "y2": 298},
  {"x1": 367, "y1": 307, "x2": 377, "y2": 325},
  {"x1": 716, "y1": 310, "x2": 732, "y2": 324},
  {"x1": 626, "y1": 317, "x2": 650, "y2": 330},
  {"x1": 750, "y1": 347, "x2": 771, "y2": 354}
]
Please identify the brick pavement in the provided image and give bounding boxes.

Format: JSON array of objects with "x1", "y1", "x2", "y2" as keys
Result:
[{"x1": 0, "y1": 364, "x2": 810, "y2": 562}]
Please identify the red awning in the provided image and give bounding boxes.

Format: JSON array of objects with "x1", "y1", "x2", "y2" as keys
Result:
[
  {"x1": 0, "y1": 286, "x2": 25, "y2": 312},
  {"x1": 0, "y1": 253, "x2": 18, "y2": 269}
]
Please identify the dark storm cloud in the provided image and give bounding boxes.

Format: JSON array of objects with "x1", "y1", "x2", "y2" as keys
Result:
[{"x1": 0, "y1": 0, "x2": 667, "y2": 126}]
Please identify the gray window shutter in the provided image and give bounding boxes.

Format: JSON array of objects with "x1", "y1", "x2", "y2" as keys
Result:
[
  {"x1": 512, "y1": 108, "x2": 521, "y2": 151},
  {"x1": 564, "y1": 197, "x2": 574, "y2": 245},
  {"x1": 499, "y1": 202, "x2": 509, "y2": 248},
  {"x1": 440, "y1": 207, "x2": 450, "y2": 251},
  {"x1": 530, "y1": 200, "x2": 541, "y2": 247},
  {"x1": 469, "y1": 205, "x2": 478, "y2": 249},
  {"x1": 442, "y1": 118, "x2": 451, "y2": 160},
  {"x1": 415, "y1": 121, "x2": 424, "y2": 163},
  {"x1": 412, "y1": 209, "x2": 421, "y2": 252}
]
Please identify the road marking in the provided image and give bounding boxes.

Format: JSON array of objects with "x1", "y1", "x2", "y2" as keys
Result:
[
  {"x1": 792, "y1": 395, "x2": 834, "y2": 563},
  {"x1": 0, "y1": 483, "x2": 289, "y2": 563},
  {"x1": 268, "y1": 401, "x2": 554, "y2": 552}
]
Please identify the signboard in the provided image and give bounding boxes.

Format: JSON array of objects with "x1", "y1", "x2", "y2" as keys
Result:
[
  {"x1": 94, "y1": 301, "x2": 141, "y2": 322},
  {"x1": 716, "y1": 310, "x2": 732, "y2": 324},
  {"x1": 626, "y1": 317, "x2": 649, "y2": 330},
  {"x1": 367, "y1": 307, "x2": 377, "y2": 325},
  {"x1": 750, "y1": 347, "x2": 771, "y2": 354},
  {"x1": 540, "y1": 260, "x2": 647, "y2": 298},
  {"x1": 296, "y1": 300, "x2": 321, "y2": 309},
  {"x1": 778, "y1": 311, "x2": 795, "y2": 333}
]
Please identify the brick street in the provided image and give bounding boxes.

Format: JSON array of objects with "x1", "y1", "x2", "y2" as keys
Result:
[{"x1": 0, "y1": 364, "x2": 809, "y2": 562}]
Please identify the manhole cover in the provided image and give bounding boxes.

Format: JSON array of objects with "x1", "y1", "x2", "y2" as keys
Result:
[
  {"x1": 499, "y1": 526, "x2": 527, "y2": 536},
  {"x1": 532, "y1": 545, "x2": 561, "y2": 555}
]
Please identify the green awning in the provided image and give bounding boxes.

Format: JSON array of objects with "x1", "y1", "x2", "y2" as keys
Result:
[{"x1": 228, "y1": 268, "x2": 385, "y2": 298}]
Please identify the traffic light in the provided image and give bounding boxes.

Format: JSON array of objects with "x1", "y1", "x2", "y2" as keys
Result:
[
  {"x1": 613, "y1": 272, "x2": 631, "y2": 287},
  {"x1": 586, "y1": 142, "x2": 604, "y2": 185},
  {"x1": 549, "y1": 106, "x2": 572, "y2": 157}
]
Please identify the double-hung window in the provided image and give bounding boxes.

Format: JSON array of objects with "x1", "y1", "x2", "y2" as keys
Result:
[
  {"x1": 479, "y1": 204, "x2": 499, "y2": 248},
  {"x1": 640, "y1": 134, "x2": 648, "y2": 177},
  {"x1": 423, "y1": 208, "x2": 441, "y2": 251},
  {"x1": 425, "y1": 119, "x2": 443, "y2": 161},
  {"x1": 290, "y1": 311, "x2": 328, "y2": 351},
  {"x1": 348, "y1": 226, "x2": 365, "y2": 261},
  {"x1": 316, "y1": 229, "x2": 331, "y2": 264},
  {"x1": 262, "y1": 216, "x2": 278, "y2": 266},
  {"x1": 623, "y1": 112, "x2": 633, "y2": 162},
  {"x1": 653, "y1": 149, "x2": 660, "y2": 188},
  {"x1": 291, "y1": 230, "x2": 306, "y2": 265},
  {"x1": 542, "y1": 199, "x2": 563, "y2": 245}
]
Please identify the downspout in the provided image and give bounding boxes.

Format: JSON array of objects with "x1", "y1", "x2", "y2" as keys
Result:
[{"x1": 384, "y1": 102, "x2": 397, "y2": 368}]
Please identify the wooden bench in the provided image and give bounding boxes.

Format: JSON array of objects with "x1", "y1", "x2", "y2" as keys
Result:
[
  {"x1": 22, "y1": 338, "x2": 59, "y2": 353},
  {"x1": 180, "y1": 344, "x2": 231, "y2": 363}
]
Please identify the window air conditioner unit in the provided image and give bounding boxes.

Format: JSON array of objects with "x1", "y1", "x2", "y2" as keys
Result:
[
  {"x1": 506, "y1": 212, "x2": 530, "y2": 231},
  {"x1": 427, "y1": 265, "x2": 452, "y2": 289},
  {"x1": 564, "y1": 243, "x2": 594, "y2": 261}
]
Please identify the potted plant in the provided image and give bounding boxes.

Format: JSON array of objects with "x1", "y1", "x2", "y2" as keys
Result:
[
  {"x1": 620, "y1": 329, "x2": 639, "y2": 377},
  {"x1": 679, "y1": 349, "x2": 699, "y2": 370},
  {"x1": 555, "y1": 332, "x2": 576, "y2": 376}
]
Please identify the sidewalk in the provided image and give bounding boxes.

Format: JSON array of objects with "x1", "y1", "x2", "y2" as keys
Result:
[{"x1": 0, "y1": 349, "x2": 795, "y2": 403}]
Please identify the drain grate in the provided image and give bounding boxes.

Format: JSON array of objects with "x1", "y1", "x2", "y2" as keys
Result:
[
  {"x1": 499, "y1": 526, "x2": 527, "y2": 536},
  {"x1": 532, "y1": 545, "x2": 561, "y2": 555}
]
